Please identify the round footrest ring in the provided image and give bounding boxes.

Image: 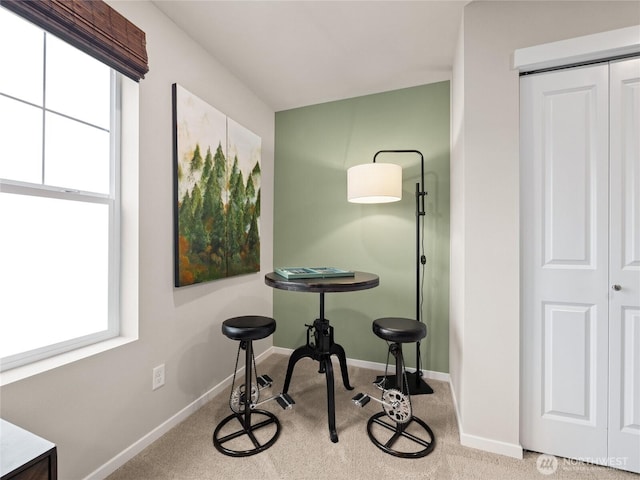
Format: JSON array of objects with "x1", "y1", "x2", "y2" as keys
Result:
[
  {"x1": 213, "y1": 409, "x2": 281, "y2": 457},
  {"x1": 366, "y1": 411, "x2": 435, "y2": 458}
]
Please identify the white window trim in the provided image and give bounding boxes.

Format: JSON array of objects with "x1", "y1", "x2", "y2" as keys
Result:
[{"x1": 0, "y1": 77, "x2": 139, "y2": 386}]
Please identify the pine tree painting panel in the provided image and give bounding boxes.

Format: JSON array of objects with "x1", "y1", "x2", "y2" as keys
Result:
[
  {"x1": 227, "y1": 117, "x2": 261, "y2": 277},
  {"x1": 172, "y1": 84, "x2": 261, "y2": 287}
]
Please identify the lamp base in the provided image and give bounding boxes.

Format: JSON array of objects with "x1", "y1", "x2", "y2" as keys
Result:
[{"x1": 374, "y1": 371, "x2": 434, "y2": 395}]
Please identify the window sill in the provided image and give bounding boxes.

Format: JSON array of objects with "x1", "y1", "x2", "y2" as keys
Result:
[{"x1": 0, "y1": 334, "x2": 137, "y2": 386}]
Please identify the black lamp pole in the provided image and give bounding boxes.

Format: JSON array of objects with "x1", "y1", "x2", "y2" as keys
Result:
[{"x1": 372, "y1": 150, "x2": 432, "y2": 395}]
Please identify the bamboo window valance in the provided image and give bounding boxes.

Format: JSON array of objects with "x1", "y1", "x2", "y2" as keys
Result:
[{"x1": 1, "y1": 0, "x2": 149, "y2": 81}]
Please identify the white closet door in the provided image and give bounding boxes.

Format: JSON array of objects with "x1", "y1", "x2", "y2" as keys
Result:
[
  {"x1": 520, "y1": 63, "x2": 610, "y2": 463},
  {"x1": 608, "y1": 57, "x2": 640, "y2": 474}
]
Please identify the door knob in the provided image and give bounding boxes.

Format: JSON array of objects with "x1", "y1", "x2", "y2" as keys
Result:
[{"x1": 612, "y1": 284, "x2": 622, "y2": 291}]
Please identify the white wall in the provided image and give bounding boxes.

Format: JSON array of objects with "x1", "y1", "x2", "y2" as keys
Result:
[
  {"x1": 0, "y1": 2, "x2": 275, "y2": 479},
  {"x1": 450, "y1": 0, "x2": 639, "y2": 457}
]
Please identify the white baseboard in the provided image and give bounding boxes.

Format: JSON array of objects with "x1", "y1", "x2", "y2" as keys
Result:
[
  {"x1": 459, "y1": 432, "x2": 523, "y2": 459},
  {"x1": 84, "y1": 348, "x2": 274, "y2": 480},
  {"x1": 270, "y1": 346, "x2": 293, "y2": 357},
  {"x1": 448, "y1": 377, "x2": 523, "y2": 459}
]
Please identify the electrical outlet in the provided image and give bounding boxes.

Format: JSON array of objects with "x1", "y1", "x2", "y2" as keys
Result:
[{"x1": 152, "y1": 364, "x2": 165, "y2": 390}]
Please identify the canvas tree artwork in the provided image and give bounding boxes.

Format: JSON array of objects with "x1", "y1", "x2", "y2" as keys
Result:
[{"x1": 172, "y1": 84, "x2": 261, "y2": 287}]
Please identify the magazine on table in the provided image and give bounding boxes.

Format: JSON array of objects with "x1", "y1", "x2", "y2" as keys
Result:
[{"x1": 274, "y1": 267, "x2": 355, "y2": 279}]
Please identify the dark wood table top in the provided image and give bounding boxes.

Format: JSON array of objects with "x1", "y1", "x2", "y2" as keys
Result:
[{"x1": 264, "y1": 271, "x2": 379, "y2": 293}]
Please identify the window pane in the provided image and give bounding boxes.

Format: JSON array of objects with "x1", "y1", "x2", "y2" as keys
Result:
[
  {"x1": 46, "y1": 35, "x2": 111, "y2": 129},
  {"x1": 0, "y1": 7, "x2": 43, "y2": 105},
  {"x1": 45, "y1": 112, "x2": 110, "y2": 193},
  {"x1": 0, "y1": 96, "x2": 42, "y2": 183},
  {"x1": 0, "y1": 193, "x2": 109, "y2": 358}
]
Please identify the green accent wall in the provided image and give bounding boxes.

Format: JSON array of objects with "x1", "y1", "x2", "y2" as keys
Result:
[{"x1": 273, "y1": 82, "x2": 450, "y2": 373}]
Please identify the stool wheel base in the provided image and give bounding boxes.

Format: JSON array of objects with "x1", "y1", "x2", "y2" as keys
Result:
[
  {"x1": 366, "y1": 411, "x2": 435, "y2": 458},
  {"x1": 213, "y1": 409, "x2": 281, "y2": 457}
]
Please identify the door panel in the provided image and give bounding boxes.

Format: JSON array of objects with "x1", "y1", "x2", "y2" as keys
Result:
[
  {"x1": 542, "y1": 303, "x2": 597, "y2": 423},
  {"x1": 621, "y1": 308, "x2": 639, "y2": 430},
  {"x1": 608, "y1": 57, "x2": 640, "y2": 474},
  {"x1": 521, "y1": 63, "x2": 609, "y2": 463},
  {"x1": 543, "y1": 87, "x2": 598, "y2": 267}
]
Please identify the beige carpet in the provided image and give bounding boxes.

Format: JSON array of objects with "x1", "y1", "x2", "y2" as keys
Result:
[{"x1": 107, "y1": 353, "x2": 635, "y2": 480}]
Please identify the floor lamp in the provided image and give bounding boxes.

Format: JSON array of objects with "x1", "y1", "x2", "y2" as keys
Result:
[{"x1": 347, "y1": 149, "x2": 433, "y2": 395}]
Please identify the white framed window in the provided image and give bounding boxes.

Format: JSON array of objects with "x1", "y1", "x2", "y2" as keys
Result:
[{"x1": 0, "y1": 7, "x2": 121, "y2": 371}]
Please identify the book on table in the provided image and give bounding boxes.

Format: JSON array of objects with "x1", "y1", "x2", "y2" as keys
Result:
[{"x1": 274, "y1": 267, "x2": 355, "y2": 279}]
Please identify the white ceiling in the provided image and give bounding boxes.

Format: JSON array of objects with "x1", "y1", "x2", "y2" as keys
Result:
[{"x1": 153, "y1": 0, "x2": 469, "y2": 111}]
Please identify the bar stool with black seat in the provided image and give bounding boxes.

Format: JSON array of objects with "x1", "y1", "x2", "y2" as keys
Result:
[
  {"x1": 213, "y1": 315, "x2": 294, "y2": 457},
  {"x1": 352, "y1": 317, "x2": 435, "y2": 458}
]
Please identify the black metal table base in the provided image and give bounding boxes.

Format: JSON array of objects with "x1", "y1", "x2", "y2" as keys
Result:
[
  {"x1": 367, "y1": 412, "x2": 435, "y2": 458},
  {"x1": 282, "y1": 318, "x2": 354, "y2": 443}
]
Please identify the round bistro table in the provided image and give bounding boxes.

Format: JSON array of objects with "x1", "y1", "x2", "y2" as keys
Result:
[{"x1": 264, "y1": 271, "x2": 379, "y2": 443}]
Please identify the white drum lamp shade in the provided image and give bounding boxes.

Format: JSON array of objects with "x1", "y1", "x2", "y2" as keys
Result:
[{"x1": 347, "y1": 162, "x2": 402, "y2": 204}]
